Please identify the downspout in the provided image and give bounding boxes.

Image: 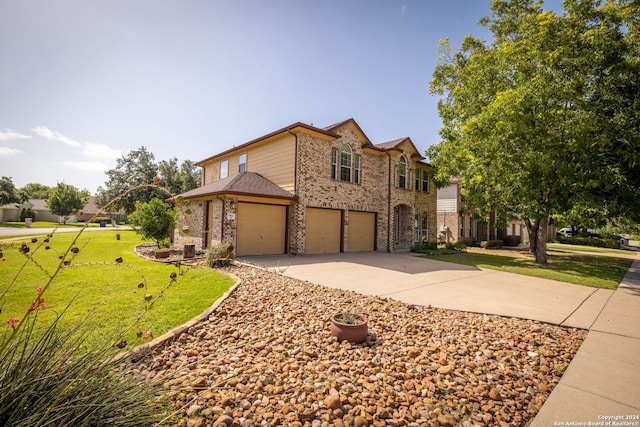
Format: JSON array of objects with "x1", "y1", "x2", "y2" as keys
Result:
[{"x1": 386, "y1": 151, "x2": 392, "y2": 252}]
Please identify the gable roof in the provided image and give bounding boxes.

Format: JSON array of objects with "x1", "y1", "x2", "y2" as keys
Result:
[
  {"x1": 375, "y1": 137, "x2": 426, "y2": 161},
  {"x1": 323, "y1": 118, "x2": 374, "y2": 147},
  {"x1": 177, "y1": 172, "x2": 297, "y2": 201},
  {"x1": 195, "y1": 122, "x2": 339, "y2": 166}
]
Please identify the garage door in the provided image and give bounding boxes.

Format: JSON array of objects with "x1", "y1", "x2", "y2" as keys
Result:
[
  {"x1": 237, "y1": 203, "x2": 286, "y2": 256},
  {"x1": 305, "y1": 208, "x2": 341, "y2": 254},
  {"x1": 347, "y1": 211, "x2": 375, "y2": 252}
]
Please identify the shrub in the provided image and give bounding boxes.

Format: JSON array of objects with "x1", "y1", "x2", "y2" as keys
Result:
[
  {"x1": 205, "y1": 241, "x2": 235, "y2": 267},
  {"x1": 128, "y1": 198, "x2": 177, "y2": 246},
  {"x1": 411, "y1": 242, "x2": 438, "y2": 252},
  {"x1": 458, "y1": 237, "x2": 476, "y2": 246},
  {"x1": 480, "y1": 240, "x2": 504, "y2": 248},
  {"x1": 19, "y1": 208, "x2": 37, "y2": 222},
  {"x1": 445, "y1": 241, "x2": 467, "y2": 251},
  {"x1": 555, "y1": 235, "x2": 621, "y2": 249},
  {"x1": 503, "y1": 235, "x2": 522, "y2": 246},
  {"x1": 91, "y1": 216, "x2": 111, "y2": 224}
]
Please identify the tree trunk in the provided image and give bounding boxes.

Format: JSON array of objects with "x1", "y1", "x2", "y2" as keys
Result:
[
  {"x1": 534, "y1": 215, "x2": 549, "y2": 264},
  {"x1": 524, "y1": 218, "x2": 539, "y2": 254}
]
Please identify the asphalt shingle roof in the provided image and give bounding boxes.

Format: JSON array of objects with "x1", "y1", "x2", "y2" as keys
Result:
[{"x1": 177, "y1": 172, "x2": 296, "y2": 200}]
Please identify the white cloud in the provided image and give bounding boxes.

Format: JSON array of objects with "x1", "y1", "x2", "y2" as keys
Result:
[
  {"x1": 83, "y1": 141, "x2": 123, "y2": 159},
  {"x1": 0, "y1": 146, "x2": 24, "y2": 156},
  {"x1": 0, "y1": 129, "x2": 31, "y2": 141},
  {"x1": 62, "y1": 160, "x2": 112, "y2": 172},
  {"x1": 33, "y1": 126, "x2": 82, "y2": 147}
]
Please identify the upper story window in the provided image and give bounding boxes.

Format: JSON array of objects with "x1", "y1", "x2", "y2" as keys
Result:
[
  {"x1": 220, "y1": 159, "x2": 229, "y2": 179},
  {"x1": 413, "y1": 168, "x2": 431, "y2": 192},
  {"x1": 331, "y1": 144, "x2": 361, "y2": 184},
  {"x1": 340, "y1": 144, "x2": 352, "y2": 181},
  {"x1": 421, "y1": 169, "x2": 429, "y2": 192},
  {"x1": 399, "y1": 156, "x2": 407, "y2": 189},
  {"x1": 238, "y1": 153, "x2": 247, "y2": 173}
]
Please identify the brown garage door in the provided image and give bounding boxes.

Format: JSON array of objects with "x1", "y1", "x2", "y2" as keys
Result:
[
  {"x1": 237, "y1": 202, "x2": 286, "y2": 256},
  {"x1": 347, "y1": 211, "x2": 375, "y2": 252},
  {"x1": 305, "y1": 207, "x2": 341, "y2": 254}
]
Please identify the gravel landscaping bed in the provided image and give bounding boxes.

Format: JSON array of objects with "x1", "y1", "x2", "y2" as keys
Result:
[{"x1": 129, "y1": 264, "x2": 586, "y2": 427}]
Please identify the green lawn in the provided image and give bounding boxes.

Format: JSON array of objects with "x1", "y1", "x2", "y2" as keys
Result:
[
  {"x1": 1, "y1": 230, "x2": 233, "y2": 350},
  {"x1": 548, "y1": 242, "x2": 637, "y2": 257},
  {"x1": 421, "y1": 249, "x2": 633, "y2": 289}
]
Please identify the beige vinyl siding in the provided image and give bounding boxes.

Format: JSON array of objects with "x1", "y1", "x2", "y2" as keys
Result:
[
  {"x1": 200, "y1": 134, "x2": 295, "y2": 189},
  {"x1": 437, "y1": 184, "x2": 458, "y2": 212},
  {"x1": 245, "y1": 134, "x2": 295, "y2": 191}
]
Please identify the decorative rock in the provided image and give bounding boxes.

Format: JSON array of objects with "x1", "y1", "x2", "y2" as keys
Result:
[
  {"x1": 489, "y1": 387, "x2": 502, "y2": 401},
  {"x1": 437, "y1": 413, "x2": 456, "y2": 426},
  {"x1": 124, "y1": 264, "x2": 586, "y2": 427},
  {"x1": 325, "y1": 393, "x2": 341, "y2": 410},
  {"x1": 212, "y1": 414, "x2": 233, "y2": 426},
  {"x1": 354, "y1": 415, "x2": 369, "y2": 426}
]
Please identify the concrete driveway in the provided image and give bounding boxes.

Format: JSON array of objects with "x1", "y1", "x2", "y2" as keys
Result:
[{"x1": 241, "y1": 251, "x2": 610, "y2": 329}]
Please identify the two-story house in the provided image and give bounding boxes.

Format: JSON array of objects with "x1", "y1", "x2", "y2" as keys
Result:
[{"x1": 175, "y1": 118, "x2": 437, "y2": 256}]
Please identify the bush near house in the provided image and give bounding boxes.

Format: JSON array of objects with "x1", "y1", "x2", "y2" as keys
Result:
[
  {"x1": 480, "y1": 240, "x2": 504, "y2": 249},
  {"x1": 555, "y1": 234, "x2": 621, "y2": 249},
  {"x1": 503, "y1": 235, "x2": 522, "y2": 246}
]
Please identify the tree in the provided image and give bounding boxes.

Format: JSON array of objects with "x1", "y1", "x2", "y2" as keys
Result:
[
  {"x1": 47, "y1": 183, "x2": 90, "y2": 223},
  {"x1": 128, "y1": 198, "x2": 177, "y2": 247},
  {"x1": 428, "y1": 0, "x2": 639, "y2": 264},
  {"x1": 0, "y1": 176, "x2": 24, "y2": 206},
  {"x1": 96, "y1": 147, "x2": 164, "y2": 215},
  {"x1": 158, "y1": 158, "x2": 201, "y2": 195},
  {"x1": 19, "y1": 183, "x2": 53, "y2": 200}
]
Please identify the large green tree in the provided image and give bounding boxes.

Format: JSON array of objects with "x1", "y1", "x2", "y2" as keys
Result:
[
  {"x1": 96, "y1": 147, "x2": 163, "y2": 215},
  {"x1": 97, "y1": 148, "x2": 200, "y2": 215},
  {"x1": 428, "y1": 0, "x2": 639, "y2": 264},
  {"x1": 158, "y1": 158, "x2": 201, "y2": 195},
  {"x1": 19, "y1": 183, "x2": 53, "y2": 200},
  {"x1": 0, "y1": 176, "x2": 24, "y2": 206},
  {"x1": 47, "y1": 183, "x2": 90, "y2": 223}
]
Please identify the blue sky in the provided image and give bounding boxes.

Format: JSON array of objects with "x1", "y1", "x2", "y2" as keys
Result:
[{"x1": 0, "y1": 0, "x2": 559, "y2": 193}]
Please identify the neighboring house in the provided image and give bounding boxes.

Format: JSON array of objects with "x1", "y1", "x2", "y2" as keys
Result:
[
  {"x1": 0, "y1": 198, "x2": 125, "y2": 224},
  {"x1": 0, "y1": 199, "x2": 59, "y2": 223},
  {"x1": 77, "y1": 197, "x2": 127, "y2": 224},
  {"x1": 175, "y1": 118, "x2": 437, "y2": 256},
  {"x1": 436, "y1": 178, "x2": 555, "y2": 245}
]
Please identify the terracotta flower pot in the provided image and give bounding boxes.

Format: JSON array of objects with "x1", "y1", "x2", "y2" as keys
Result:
[{"x1": 330, "y1": 313, "x2": 368, "y2": 343}]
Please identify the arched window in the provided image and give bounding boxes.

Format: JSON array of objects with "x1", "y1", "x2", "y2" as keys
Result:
[
  {"x1": 399, "y1": 156, "x2": 407, "y2": 189},
  {"x1": 340, "y1": 144, "x2": 352, "y2": 182}
]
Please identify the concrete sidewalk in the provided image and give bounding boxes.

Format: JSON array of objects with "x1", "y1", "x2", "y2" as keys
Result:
[{"x1": 243, "y1": 251, "x2": 640, "y2": 425}]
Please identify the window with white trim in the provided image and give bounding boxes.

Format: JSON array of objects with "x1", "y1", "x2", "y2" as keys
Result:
[
  {"x1": 399, "y1": 156, "x2": 407, "y2": 189},
  {"x1": 422, "y1": 169, "x2": 429, "y2": 192},
  {"x1": 331, "y1": 145, "x2": 361, "y2": 184},
  {"x1": 340, "y1": 144, "x2": 352, "y2": 182},
  {"x1": 220, "y1": 159, "x2": 228, "y2": 179},
  {"x1": 238, "y1": 153, "x2": 247, "y2": 173}
]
